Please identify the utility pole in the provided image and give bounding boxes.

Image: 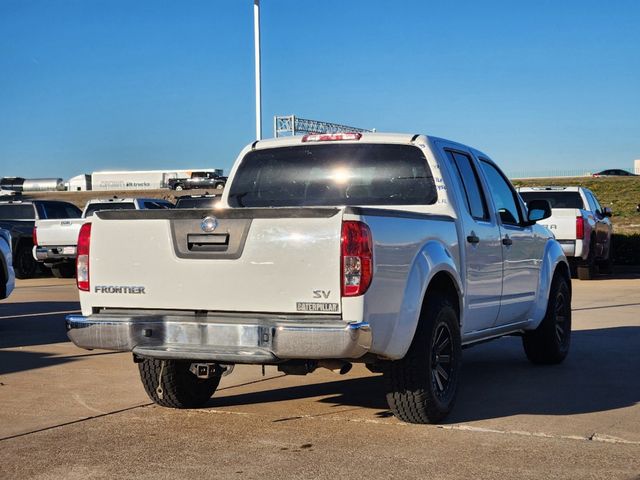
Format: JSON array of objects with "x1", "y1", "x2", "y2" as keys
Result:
[{"x1": 253, "y1": 0, "x2": 262, "y2": 140}]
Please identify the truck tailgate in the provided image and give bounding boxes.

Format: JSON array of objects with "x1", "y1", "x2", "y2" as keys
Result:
[
  {"x1": 536, "y1": 208, "x2": 580, "y2": 240},
  {"x1": 35, "y1": 219, "x2": 84, "y2": 246},
  {"x1": 86, "y1": 208, "x2": 343, "y2": 314}
]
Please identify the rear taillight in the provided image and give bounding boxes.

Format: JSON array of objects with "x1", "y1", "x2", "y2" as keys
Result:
[
  {"x1": 76, "y1": 223, "x2": 92, "y2": 291},
  {"x1": 341, "y1": 221, "x2": 373, "y2": 297},
  {"x1": 32, "y1": 226, "x2": 38, "y2": 246},
  {"x1": 302, "y1": 132, "x2": 362, "y2": 142},
  {"x1": 576, "y1": 216, "x2": 584, "y2": 240}
]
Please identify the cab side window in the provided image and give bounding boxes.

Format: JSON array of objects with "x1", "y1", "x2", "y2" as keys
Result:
[
  {"x1": 479, "y1": 160, "x2": 523, "y2": 225},
  {"x1": 445, "y1": 150, "x2": 489, "y2": 221}
]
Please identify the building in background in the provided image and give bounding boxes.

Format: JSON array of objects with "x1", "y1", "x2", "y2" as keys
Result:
[
  {"x1": 90, "y1": 169, "x2": 223, "y2": 191},
  {"x1": 635, "y1": 159, "x2": 640, "y2": 175}
]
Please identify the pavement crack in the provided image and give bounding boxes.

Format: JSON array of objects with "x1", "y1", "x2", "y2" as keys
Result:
[
  {"x1": 0, "y1": 402, "x2": 153, "y2": 443},
  {"x1": 438, "y1": 425, "x2": 640, "y2": 445}
]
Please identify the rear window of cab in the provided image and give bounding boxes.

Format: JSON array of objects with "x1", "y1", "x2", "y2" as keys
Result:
[{"x1": 227, "y1": 144, "x2": 437, "y2": 208}]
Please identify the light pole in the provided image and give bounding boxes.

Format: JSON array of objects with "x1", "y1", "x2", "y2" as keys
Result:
[{"x1": 253, "y1": 0, "x2": 262, "y2": 140}]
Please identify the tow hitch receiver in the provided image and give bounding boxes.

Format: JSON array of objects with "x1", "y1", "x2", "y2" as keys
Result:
[{"x1": 189, "y1": 363, "x2": 234, "y2": 379}]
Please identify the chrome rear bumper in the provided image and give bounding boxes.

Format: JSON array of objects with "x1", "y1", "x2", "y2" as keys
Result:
[
  {"x1": 33, "y1": 245, "x2": 76, "y2": 262},
  {"x1": 65, "y1": 312, "x2": 371, "y2": 363}
]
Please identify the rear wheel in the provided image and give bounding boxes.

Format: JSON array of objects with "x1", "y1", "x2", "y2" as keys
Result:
[
  {"x1": 523, "y1": 273, "x2": 571, "y2": 364},
  {"x1": 51, "y1": 263, "x2": 76, "y2": 278},
  {"x1": 138, "y1": 359, "x2": 221, "y2": 408},
  {"x1": 14, "y1": 244, "x2": 37, "y2": 279},
  {"x1": 384, "y1": 293, "x2": 461, "y2": 424}
]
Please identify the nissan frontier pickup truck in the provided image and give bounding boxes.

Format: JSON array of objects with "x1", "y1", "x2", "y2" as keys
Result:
[{"x1": 66, "y1": 133, "x2": 571, "y2": 423}]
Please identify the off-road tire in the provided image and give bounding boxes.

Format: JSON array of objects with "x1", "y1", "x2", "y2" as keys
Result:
[
  {"x1": 14, "y1": 244, "x2": 37, "y2": 279},
  {"x1": 51, "y1": 263, "x2": 75, "y2": 279},
  {"x1": 523, "y1": 273, "x2": 571, "y2": 364},
  {"x1": 138, "y1": 359, "x2": 221, "y2": 408},
  {"x1": 384, "y1": 293, "x2": 462, "y2": 424}
]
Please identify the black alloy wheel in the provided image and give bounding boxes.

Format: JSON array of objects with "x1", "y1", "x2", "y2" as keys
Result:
[
  {"x1": 431, "y1": 322, "x2": 454, "y2": 399},
  {"x1": 553, "y1": 287, "x2": 570, "y2": 347}
]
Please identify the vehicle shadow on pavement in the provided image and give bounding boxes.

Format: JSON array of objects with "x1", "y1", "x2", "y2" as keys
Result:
[
  {"x1": 0, "y1": 349, "x2": 77, "y2": 376},
  {"x1": 588, "y1": 271, "x2": 640, "y2": 281},
  {"x1": 210, "y1": 375, "x2": 389, "y2": 412},
  {"x1": 209, "y1": 326, "x2": 639, "y2": 422},
  {"x1": 447, "y1": 326, "x2": 640, "y2": 423},
  {"x1": 0, "y1": 301, "x2": 79, "y2": 349}
]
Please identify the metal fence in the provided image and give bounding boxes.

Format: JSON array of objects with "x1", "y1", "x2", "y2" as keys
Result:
[{"x1": 506, "y1": 168, "x2": 596, "y2": 179}]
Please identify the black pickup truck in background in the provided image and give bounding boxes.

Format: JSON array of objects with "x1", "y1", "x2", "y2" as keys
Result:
[
  {"x1": 0, "y1": 200, "x2": 81, "y2": 278},
  {"x1": 167, "y1": 171, "x2": 227, "y2": 191}
]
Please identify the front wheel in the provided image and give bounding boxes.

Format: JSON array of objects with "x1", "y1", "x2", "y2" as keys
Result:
[
  {"x1": 577, "y1": 235, "x2": 596, "y2": 280},
  {"x1": 174, "y1": 185, "x2": 183, "y2": 191},
  {"x1": 384, "y1": 293, "x2": 462, "y2": 424},
  {"x1": 138, "y1": 359, "x2": 221, "y2": 408},
  {"x1": 522, "y1": 273, "x2": 571, "y2": 364},
  {"x1": 598, "y1": 237, "x2": 613, "y2": 274}
]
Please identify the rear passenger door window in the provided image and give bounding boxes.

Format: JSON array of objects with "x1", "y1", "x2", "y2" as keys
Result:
[
  {"x1": 479, "y1": 161, "x2": 522, "y2": 225},
  {"x1": 445, "y1": 151, "x2": 488, "y2": 220}
]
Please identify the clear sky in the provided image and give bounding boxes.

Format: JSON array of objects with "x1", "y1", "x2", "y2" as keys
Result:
[{"x1": 1, "y1": 0, "x2": 639, "y2": 179}]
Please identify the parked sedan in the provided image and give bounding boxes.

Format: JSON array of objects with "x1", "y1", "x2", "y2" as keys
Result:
[
  {"x1": 592, "y1": 169, "x2": 637, "y2": 177},
  {"x1": 1, "y1": 228, "x2": 15, "y2": 300}
]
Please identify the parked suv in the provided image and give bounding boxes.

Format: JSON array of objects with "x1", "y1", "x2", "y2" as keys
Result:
[
  {"x1": 518, "y1": 186, "x2": 612, "y2": 279},
  {"x1": 0, "y1": 200, "x2": 81, "y2": 278}
]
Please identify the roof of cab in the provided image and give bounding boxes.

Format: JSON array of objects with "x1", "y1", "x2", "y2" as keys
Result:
[
  {"x1": 251, "y1": 132, "x2": 494, "y2": 160},
  {"x1": 517, "y1": 186, "x2": 583, "y2": 192},
  {"x1": 253, "y1": 132, "x2": 420, "y2": 150}
]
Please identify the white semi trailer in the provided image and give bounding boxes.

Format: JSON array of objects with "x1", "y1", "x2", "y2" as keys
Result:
[{"x1": 91, "y1": 169, "x2": 223, "y2": 191}]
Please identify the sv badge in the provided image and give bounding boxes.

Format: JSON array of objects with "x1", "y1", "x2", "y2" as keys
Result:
[{"x1": 312, "y1": 290, "x2": 331, "y2": 299}]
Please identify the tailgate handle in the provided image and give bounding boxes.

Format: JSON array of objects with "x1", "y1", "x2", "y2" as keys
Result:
[{"x1": 187, "y1": 233, "x2": 229, "y2": 251}]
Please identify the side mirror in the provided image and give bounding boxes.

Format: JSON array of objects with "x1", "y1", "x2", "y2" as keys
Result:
[
  {"x1": 602, "y1": 207, "x2": 613, "y2": 217},
  {"x1": 526, "y1": 199, "x2": 552, "y2": 224}
]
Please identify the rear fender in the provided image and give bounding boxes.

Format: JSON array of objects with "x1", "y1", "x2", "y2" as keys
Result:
[
  {"x1": 527, "y1": 239, "x2": 570, "y2": 329},
  {"x1": 376, "y1": 240, "x2": 462, "y2": 360}
]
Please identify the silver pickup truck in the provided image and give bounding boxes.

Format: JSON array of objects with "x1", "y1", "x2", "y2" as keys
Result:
[{"x1": 66, "y1": 133, "x2": 570, "y2": 423}]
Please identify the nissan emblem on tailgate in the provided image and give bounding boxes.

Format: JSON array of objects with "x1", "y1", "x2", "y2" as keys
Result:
[{"x1": 201, "y1": 216, "x2": 218, "y2": 232}]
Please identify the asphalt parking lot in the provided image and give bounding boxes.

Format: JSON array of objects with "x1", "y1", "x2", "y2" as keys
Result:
[{"x1": 0, "y1": 276, "x2": 639, "y2": 479}]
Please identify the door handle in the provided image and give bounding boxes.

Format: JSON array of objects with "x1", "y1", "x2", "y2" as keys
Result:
[
  {"x1": 467, "y1": 233, "x2": 480, "y2": 244},
  {"x1": 502, "y1": 236, "x2": 513, "y2": 246}
]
